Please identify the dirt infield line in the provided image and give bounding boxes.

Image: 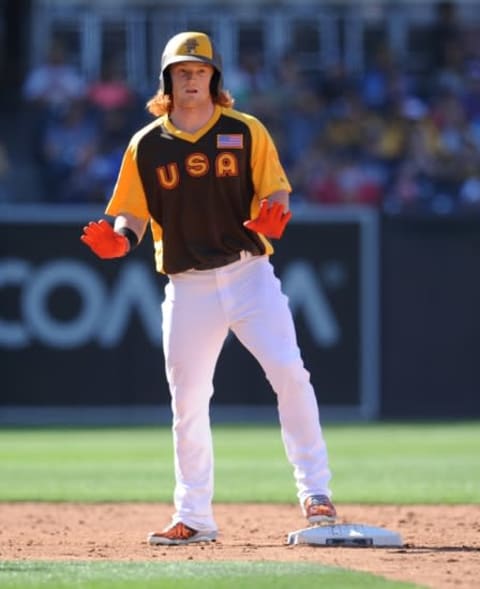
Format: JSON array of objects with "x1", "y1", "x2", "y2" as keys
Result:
[{"x1": 0, "y1": 503, "x2": 478, "y2": 589}]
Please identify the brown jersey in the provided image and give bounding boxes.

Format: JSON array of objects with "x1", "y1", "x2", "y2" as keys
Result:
[{"x1": 105, "y1": 105, "x2": 292, "y2": 274}]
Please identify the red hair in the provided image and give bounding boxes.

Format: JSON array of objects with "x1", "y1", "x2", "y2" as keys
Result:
[{"x1": 146, "y1": 89, "x2": 234, "y2": 117}]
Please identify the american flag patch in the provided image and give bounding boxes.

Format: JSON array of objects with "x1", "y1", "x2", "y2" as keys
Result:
[{"x1": 216, "y1": 134, "x2": 243, "y2": 149}]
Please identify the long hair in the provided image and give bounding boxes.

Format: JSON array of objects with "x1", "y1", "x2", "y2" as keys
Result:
[{"x1": 146, "y1": 88, "x2": 235, "y2": 117}]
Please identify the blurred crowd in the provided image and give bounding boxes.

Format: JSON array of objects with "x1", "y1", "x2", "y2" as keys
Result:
[
  {"x1": 2, "y1": 2, "x2": 479, "y2": 215},
  {"x1": 228, "y1": 3, "x2": 480, "y2": 216},
  {"x1": 15, "y1": 43, "x2": 144, "y2": 205}
]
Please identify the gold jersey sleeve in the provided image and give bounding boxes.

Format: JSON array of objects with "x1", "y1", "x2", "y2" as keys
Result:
[
  {"x1": 105, "y1": 122, "x2": 165, "y2": 267},
  {"x1": 227, "y1": 110, "x2": 292, "y2": 220},
  {"x1": 105, "y1": 120, "x2": 158, "y2": 226}
]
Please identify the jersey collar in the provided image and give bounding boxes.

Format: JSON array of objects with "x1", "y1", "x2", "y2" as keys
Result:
[{"x1": 164, "y1": 105, "x2": 222, "y2": 142}]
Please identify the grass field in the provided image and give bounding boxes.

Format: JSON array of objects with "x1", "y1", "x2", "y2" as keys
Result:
[
  {"x1": 0, "y1": 421, "x2": 478, "y2": 588},
  {"x1": 0, "y1": 422, "x2": 478, "y2": 503},
  {"x1": 0, "y1": 560, "x2": 424, "y2": 589}
]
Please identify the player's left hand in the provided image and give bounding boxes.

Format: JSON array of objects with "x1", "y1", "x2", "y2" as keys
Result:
[{"x1": 243, "y1": 199, "x2": 292, "y2": 239}]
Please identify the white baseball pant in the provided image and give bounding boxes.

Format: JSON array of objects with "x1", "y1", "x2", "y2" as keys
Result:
[{"x1": 161, "y1": 251, "x2": 332, "y2": 532}]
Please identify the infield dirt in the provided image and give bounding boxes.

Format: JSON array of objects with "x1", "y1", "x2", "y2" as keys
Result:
[{"x1": 0, "y1": 503, "x2": 478, "y2": 589}]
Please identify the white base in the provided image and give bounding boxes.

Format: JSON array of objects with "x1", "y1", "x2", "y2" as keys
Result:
[{"x1": 287, "y1": 524, "x2": 403, "y2": 547}]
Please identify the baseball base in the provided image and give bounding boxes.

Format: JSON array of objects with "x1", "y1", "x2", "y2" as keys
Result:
[{"x1": 287, "y1": 523, "x2": 403, "y2": 547}]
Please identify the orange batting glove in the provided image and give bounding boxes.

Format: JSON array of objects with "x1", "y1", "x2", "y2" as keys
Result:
[
  {"x1": 243, "y1": 199, "x2": 292, "y2": 239},
  {"x1": 81, "y1": 219, "x2": 129, "y2": 259}
]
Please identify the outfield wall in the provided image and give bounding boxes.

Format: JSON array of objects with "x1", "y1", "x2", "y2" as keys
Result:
[
  {"x1": 1, "y1": 204, "x2": 479, "y2": 423},
  {"x1": 380, "y1": 215, "x2": 480, "y2": 419}
]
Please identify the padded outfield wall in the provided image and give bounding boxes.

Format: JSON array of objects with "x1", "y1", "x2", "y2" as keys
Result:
[{"x1": 1, "y1": 204, "x2": 479, "y2": 424}]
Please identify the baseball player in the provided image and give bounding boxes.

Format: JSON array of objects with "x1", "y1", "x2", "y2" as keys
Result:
[{"x1": 81, "y1": 31, "x2": 336, "y2": 545}]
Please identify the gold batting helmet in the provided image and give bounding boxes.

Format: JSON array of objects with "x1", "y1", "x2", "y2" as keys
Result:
[{"x1": 159, "y1": 31, "x2": 223, "y2": 96}]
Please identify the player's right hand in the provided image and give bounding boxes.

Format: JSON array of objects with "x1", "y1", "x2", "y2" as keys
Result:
[{"x1": 80, "y1": 219, "x2": 129, "y2": 259}]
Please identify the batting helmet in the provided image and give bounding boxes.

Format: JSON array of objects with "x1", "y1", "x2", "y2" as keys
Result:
[{"x1": 160, "y1": 31, "x2": 223, "y2": 96}]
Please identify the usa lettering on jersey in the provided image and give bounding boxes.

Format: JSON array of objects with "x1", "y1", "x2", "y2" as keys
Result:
[{"x1": 156, "y1": 152, "x2": 239, "y2": 188}]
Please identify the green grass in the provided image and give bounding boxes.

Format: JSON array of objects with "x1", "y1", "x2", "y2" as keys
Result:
[
  {"x1": 0, "y1": 561, "x2": 425, "y2": 589},
  {"x1": 0, "y1": 422, "x2": 478, "y2": 503}
]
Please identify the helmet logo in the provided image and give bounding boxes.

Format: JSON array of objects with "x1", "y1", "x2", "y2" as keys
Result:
[{"x1": 184, "y1": 38, "x2": 199, "y2": 54}]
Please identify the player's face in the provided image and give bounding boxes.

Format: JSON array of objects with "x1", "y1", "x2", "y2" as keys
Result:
[{"x1": 170, "y1": 62, "x2": 214, "y2": 109}]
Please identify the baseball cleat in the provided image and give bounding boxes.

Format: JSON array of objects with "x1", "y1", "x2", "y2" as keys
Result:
[
  {"x1": 148, "y1": 522, "x2": 217, "y2": 545},
  {"x1": 304, "y1": 495, "x2": 337, "y2": 524}
]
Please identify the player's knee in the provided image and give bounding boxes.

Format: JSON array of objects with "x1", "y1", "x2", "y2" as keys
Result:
[{"x1": 265, "y1": 357, "x2": 311, "y2": 396}]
